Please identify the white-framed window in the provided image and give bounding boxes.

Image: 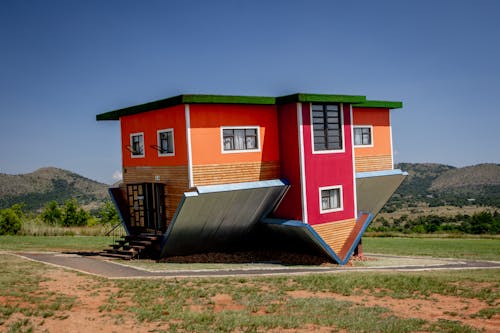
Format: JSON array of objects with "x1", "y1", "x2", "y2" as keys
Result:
[
  {"x1": 130, "y1": 132, "x2": 144, "y2": 158},
  {"x1": 319, "y1": 185, "x2": 343, "y2": 213},
  {"x1": 221, "y1": 126, "x2": 260, "y2": 153},
  {"x1": 311, "y1": 103, "x2": 344, "y2": 153},
  {"x1": 353, "y1": 125, "x2": 373, "y2": 147},
  {"x1": 157, "y1": 129, "x2": 175, "y2": 156}
]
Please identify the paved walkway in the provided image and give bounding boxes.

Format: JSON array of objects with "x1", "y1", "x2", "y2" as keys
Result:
[{"x1": 15, "y1": 252, "x2": 500, "y2": 279}]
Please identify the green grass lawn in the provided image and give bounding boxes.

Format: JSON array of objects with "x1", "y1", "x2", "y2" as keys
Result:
[
  {"x1": 1, "y1": 235, "x2": 499, "y2": 262},
  {"x1": 0, "y1": 235, "x2": 113, "y2": 252},
  {"x1": 363, "y1": 237, "x2": 500, "y2": 261}
]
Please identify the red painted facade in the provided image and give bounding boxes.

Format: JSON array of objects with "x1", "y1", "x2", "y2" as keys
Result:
[
  {"x1": 273, "y1": 103, "x2": 303, "y2": 221},
  {"x1": 116, "y1": 98, "x2": 395, "y2": 228},
  {"x1": 120, "y1": 104, "x2": 188, "y2": 167},
  {"x1": 301, "y1": 103, "x2": 356, "y2": 225},
  {"x1": 272, "y1": 102, "x2": 356, "y2": 225}
]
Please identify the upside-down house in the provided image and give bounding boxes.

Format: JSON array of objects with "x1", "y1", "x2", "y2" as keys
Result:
[{"x1": 96, "y1": 93, "x2": 406, "y2": 264}]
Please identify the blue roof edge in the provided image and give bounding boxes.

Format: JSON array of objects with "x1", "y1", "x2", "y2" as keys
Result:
[
  {"x1": 339, "y1": 212, "x2": 374, "y2": 265},
  {"x1": 196, "y1": 179, "x2": 289, "y2": 194},
  {"x1": 356, "y1": 169, "x2": 408, "y2": 179}
]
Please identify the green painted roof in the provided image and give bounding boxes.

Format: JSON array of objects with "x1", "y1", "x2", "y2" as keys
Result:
[
  {"x1": 96, "y1": 94, "x2": 276, "y2": 121},
  {"x1": 275, "y1": 93, "x2": 366, "y2": 104},
  {"x1": 354, "y1": 100, "x2": 403, "y2": 109},
  {"x1": 96, "y1": 93, "x2": 402, "y2": 121}
]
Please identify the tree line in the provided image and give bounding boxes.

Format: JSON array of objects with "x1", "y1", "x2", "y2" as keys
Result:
[
  {"x1": 370, "y1": 211, "x2": 500, "y2": 234},
  {"x1": 0, "y1": 200, "x2": 119, "y2": 235}
]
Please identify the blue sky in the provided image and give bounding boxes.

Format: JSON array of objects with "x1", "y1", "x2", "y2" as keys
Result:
[{"x1": 1, "y1": 0, "x2": 499, "y2": 184}]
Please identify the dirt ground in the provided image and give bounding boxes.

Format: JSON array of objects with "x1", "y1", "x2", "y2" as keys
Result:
[{"x1": 2, "y1": 265, "x2": 498, "y2": 333}]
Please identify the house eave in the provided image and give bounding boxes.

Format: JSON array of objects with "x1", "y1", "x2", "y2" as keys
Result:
[
  {"x1": 96, "y1": 94, "x2": 276, "y2": 121},
  {"x1": 96, "y1": 93, "x2": 402, "y2": 121},
  {"x1": 354, "y1": 100, "x2": 403, "y2": 109}
]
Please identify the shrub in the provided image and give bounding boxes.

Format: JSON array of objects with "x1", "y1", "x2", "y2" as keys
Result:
[
  {"x1": 98, "y1": 201, "x2": 120, "y2": 225},
  {"x1": 61, "y1": 199, "x2": 90, "y2": 227},
  {"x1": 41, "y1": 201, "x2": 62, "y2": 225},
  {"x1": 0, "y1": 207, "x2": 22, "y2": 235}
]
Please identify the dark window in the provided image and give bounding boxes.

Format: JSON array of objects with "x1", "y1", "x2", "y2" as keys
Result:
[
  {"x1": 223, "y1": 128, "x2": 259, "y2": 151},
  {"x1": 321, "y1": 187, "x2": 342, "y2": 211},
  {"x1": 312, "y1": 104, "x2": 343, "y2": 151},
  {"x1": 130, "y1": 133, "x2": 144, "y2": 157},
  {"x1": 354, "y1": 127, "x2": 372, "y2": 146},
  {"x1": 158, "y1": 130, "x2": 174, "y2": 155}
]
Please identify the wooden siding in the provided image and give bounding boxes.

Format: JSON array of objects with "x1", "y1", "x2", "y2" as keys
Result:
[
  {"x1": 192, "y1": 161, "x2": 280, "y2": 186},
  {"x1": 312, "y1": 218, "x2": 356, "y2": 254},
  {"x1": 338, "y1": 215, "x2": 366, "y2": 260},
  {"x1": 123, "y1": 165, "x2": 189, "y2": 225},
  {"x1": 354, "y1": 154, "x2": 392, "y2": 173}
]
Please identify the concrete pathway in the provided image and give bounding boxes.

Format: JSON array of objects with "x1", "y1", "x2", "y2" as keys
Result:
[{"x1": 15, "y1": 252, "x2": 500, "y2": 279}]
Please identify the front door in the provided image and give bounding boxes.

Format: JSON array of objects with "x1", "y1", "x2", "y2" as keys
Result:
[{"x1": 127, "y1": 183, "x2": 165, "y2": 233}]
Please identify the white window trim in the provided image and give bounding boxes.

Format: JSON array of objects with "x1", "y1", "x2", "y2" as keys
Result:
[
  {"x1": 311, "y1": 103, "x2": 346, "y2": 154},
  {"x1": 353, "y1": 125, "x2": 374, "y2": 148},
  {"x1": 220, "y1": 126, "x2": 261, "y2": 154},
  {"x1": 157, "y1": 128, "x2": 175, "y2": 157},
  {"x1": 319, "y1": 185, "x2": 344, "y2": 214},
  {"x1": 185, "y1": 105, "x2": 194, "y2": 188},
  {"x1": 350, "y1": 105, "x2": 358, "y2": 219},
  {"x1": 297, "y1": 103, "x2": 308, "y2": 224},
  {"x1": 130, "y1": 132, "x2": 145, "y2": 158}
]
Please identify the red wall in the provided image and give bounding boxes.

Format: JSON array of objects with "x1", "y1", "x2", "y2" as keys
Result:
[
  {"x1": 273, "y1": 103, "x2": 303, "y2": 221},
  {"x1": 120, "y1": 104, "x2": 188, "y2": 167},
  {"x1": 301, "y1": 103, "x2": 356, "y2": 225}
]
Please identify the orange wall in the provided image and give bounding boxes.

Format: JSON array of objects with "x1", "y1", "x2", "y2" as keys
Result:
[
  {"x1": 352, "y1": 107, "x2": 392, "y2": 157},
  {"x1": 121, "y1": 104, "x2": 188, "y2": 167},
  {"x1": 189, "y1": 104, "x2": 280, "y2": 165}
]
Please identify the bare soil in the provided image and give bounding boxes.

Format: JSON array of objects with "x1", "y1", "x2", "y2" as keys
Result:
[
  {"x1": 287, "y1": 290, "x2": 499, "y2": 333},
  {"x1": 2, "y1": 266, "x2": 498, "y2": 332}
]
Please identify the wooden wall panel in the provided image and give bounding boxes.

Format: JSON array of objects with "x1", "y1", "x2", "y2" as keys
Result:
[
  {"x1": 354, "y1": 154, "x2": 392, "y2": 173},
  {"x1": 312, "y1": 219, "x2": 356, "y2": 254},
  {"x1": 338, "y1": 213, "x2": 369, "y2": 259},
  {"x1": 123, "y1": 165, "x2": 189, "y2": 226},
  {"x1": 193, "y1": 161, "x2": 280, "y2": 186}
]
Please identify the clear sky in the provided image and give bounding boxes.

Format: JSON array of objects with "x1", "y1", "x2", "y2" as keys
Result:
[{"x1": 1, "y1": 0, "x2": 499, "y2": 184}]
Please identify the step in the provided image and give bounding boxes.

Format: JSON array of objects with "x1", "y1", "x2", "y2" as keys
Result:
[
  {"x1": 129, "y1": 245, "x2": 146, "y2": 251},
  {"x1": 99, "y1": 252, "x2": 134, "y2": 260},
  {"x1": 130, "y1": 240, "x2": 153, "y2": 247},
  {"x1": 104, "y1": 248, "x2": 137, "y2": 256},
  {"x1": 124, "y1": 235, "x2": 160, "y2": 242}
]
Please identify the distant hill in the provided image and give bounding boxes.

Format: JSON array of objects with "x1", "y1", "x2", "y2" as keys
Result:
[
  {"x1": 388, "y1": 163, "x2": 500, "y2": 209},
  {"x1": 1, "y1": 163, "x2": 498, "y2": 213},
  {"x1": 0, "y1": 167, "x2": 109, "y2": 211},
  {"x1": 430, "y1": 164, "x2": 500, "y2": 191}
]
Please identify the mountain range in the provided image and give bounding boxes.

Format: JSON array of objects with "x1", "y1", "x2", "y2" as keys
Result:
[
  {"x1": 390, "y1": 163, "x2": 500, "y2": 208},
  {"x1": 0, "y1": 163, "x2": 498, "y2": 212},
  {"x1": 0, "y1": 167, "x2": 108, "y2": 211}
]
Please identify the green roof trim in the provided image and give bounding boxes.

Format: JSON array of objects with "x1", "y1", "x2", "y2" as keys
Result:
[
  {"x1": 96, "y1": 93, "x2": 402, "y2": 121},
  {"x1": 354, "y1": 100, "x2": 403, "y2": 109},
  {"x1": 276, "y1": 93, "x2": 366, "y2": 104},
  {"x1": 96, "y1": 94, "x2": 276, "y2": 120},
  {"x1": 182, "y1": 94, "x2": 275, "y2": 105}
]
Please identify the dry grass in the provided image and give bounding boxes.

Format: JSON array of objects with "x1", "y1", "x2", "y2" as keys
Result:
[
  {"x1": 376, "y1": 204, "x2": 498, "y2": 223},
  {"x1": 1, "y1": 253, "x2": 498, "y2": 333}
]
